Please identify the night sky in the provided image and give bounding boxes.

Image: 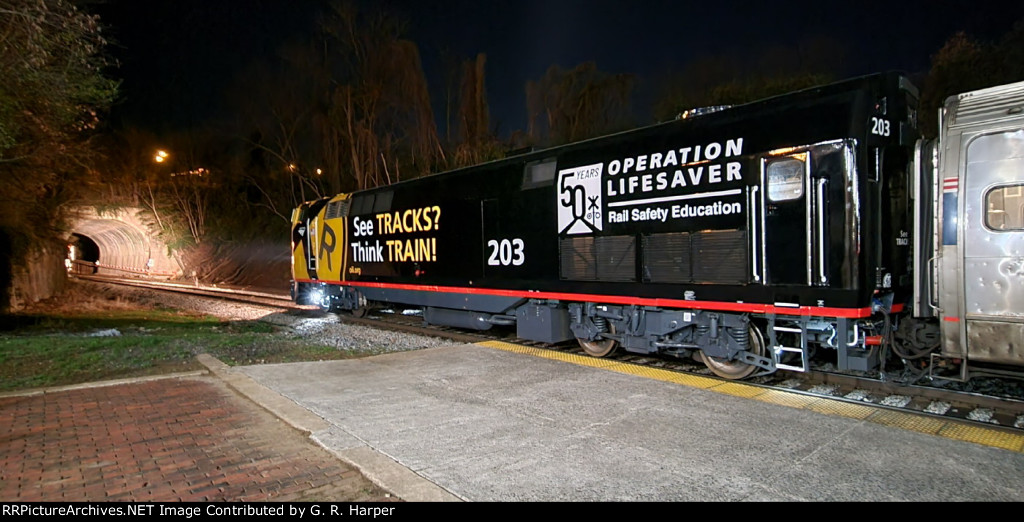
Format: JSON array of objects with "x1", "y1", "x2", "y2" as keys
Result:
[{"x1": 92, "y1": 0, "x2": 1024, "y2": 137}]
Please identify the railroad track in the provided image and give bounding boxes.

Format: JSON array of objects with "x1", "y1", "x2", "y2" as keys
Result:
[
  {"x1": 80, "y1": 275, "x2": 1024, "y2": 435},
  {"x1": 75, "y1": 274, "x2": 297, "y2": 309}
]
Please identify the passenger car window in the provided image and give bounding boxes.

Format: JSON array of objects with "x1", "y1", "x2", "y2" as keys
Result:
[{"x1": 985, "y1": 184, "x2": 1024, "y2": 231}]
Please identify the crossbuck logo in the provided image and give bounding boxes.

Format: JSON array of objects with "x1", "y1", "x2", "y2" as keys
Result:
[{"x1": 557, "y1": 163, "x2": 604, "y2": 235}]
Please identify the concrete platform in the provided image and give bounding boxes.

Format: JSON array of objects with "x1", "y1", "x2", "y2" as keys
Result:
[{"x1": 232, "y1": 342, "x2": 1024, "y2": 502}]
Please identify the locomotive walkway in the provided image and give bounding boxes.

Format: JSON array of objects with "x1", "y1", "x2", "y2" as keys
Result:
[{"x1": 3, "y1": 342, "x2": 1024, "y2": 502}]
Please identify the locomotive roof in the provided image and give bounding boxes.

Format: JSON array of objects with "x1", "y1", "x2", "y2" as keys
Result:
[{"x1": 343, "y1": 71, "x2": 912, "y2": 198}]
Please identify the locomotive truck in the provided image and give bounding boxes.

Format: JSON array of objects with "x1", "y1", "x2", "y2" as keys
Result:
[{"x1": 290, "y1": 72, "x2": 1024, "y2": 382}]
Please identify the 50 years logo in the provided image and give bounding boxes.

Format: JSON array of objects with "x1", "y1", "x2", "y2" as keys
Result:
[{"x1": 557, "y1": 163, "x2": 603, "y2": 235}]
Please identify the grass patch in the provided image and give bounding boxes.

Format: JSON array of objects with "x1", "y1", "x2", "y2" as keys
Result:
[{"x1": 0, "y1": 306, "x2": 373, "y2": 393}]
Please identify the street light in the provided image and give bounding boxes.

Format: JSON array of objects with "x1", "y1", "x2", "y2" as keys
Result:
[{"x1": 154, "y1": 150, "x2": 169, "y2": 163}]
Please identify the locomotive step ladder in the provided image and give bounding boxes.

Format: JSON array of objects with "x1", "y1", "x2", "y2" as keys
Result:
[{"x1": 768, "y1": 318, "x2": 810, "y2": 372}]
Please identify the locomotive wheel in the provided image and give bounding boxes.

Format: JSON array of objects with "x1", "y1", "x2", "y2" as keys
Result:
[
  {"x1": 350, "y1": 306, "x2": 368, "y2": 318},
  {"x1": 699, "y1": 324, "x2": 766, "y2": 380},
  {"x1": 577, "y1": 324, "x2": 618, "y2": 357}
]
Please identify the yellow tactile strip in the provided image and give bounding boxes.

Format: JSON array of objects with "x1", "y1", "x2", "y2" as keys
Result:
[{"x1": 477, "y1": 340, "x2": 1024, "y2": 453}]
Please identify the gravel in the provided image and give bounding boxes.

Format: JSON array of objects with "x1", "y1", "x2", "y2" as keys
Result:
[
  {"x1": 880, "y1": 395, "x2": 912, "y2": 407},
  {"x1": 925, "y1": 401, "x2": 952, "y2": 415},
  {"x1": 843, "y1": 389, "x2": 872, "y2": 402},
  {"x1": 807, "y1": 384, "x2": 840, "y2": 396},
  {"x1": 272, "y1": 313, "x2": 455, "y2": 354}
]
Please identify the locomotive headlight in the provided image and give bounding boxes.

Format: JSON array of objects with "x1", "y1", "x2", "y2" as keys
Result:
[
  {"x1": 309, "y1": 288, "x2": 324, "y2": 305},
  {"x1": 767, "y1": 157, "x2": 806, "y2": 202}
]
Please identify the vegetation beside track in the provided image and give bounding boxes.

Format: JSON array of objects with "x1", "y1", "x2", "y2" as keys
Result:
[{"x1": 0, "y1": 284, "x2": 381, "y2": 393}]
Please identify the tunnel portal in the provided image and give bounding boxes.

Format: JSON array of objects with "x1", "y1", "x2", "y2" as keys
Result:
[{"x1": 66, "y1": 208, "x2": 178, "y2": 278}]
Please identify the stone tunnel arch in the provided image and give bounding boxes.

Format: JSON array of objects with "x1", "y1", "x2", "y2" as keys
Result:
[{"x1": 67, "y1": 207, "x2": 179, "y2": 278}]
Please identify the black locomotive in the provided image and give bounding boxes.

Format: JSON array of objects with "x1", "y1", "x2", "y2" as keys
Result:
[{"x1": 292, "y1": 72, "x2": 1024, "y2": 381}]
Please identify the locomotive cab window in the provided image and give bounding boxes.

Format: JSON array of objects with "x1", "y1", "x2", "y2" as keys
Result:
[
  {"x1": 351, "y1": 194, "x2": 373, "y2": 215},
  {"x1": 985, "y1": 184, "x2": 1024, "y2": 231},
  {"x1": 351, "y1": 191, "x2": 394, "y2": 215},
  {"x1": 372, "y1": 190, "x2": 394, "y2": 213},
  {"x1": 766, "y1": 155, "x2": 806, "y2": 202}
]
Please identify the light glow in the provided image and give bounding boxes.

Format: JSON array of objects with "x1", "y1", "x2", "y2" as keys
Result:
[{"x1": 309, "y1": 288, "x2": 324, "y2": 305}]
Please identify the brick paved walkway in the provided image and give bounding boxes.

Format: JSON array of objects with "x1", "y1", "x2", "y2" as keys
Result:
[{"x1": 0, "y1": 375, "x2": 397, "y2": 502}]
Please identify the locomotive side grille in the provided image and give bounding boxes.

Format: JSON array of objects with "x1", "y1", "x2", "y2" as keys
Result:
[
  {"x1": 560, "y1": 237, "x2": 596, "y2": 280},
  {"x1": 642, "y1": 230, "x2": 748, "y2": 284},
  {"x1": 324, "y1": 199, "x2": 350, "y2": 220},
  {"x1": 596, "y1": 235, "x2": 636, "y2": 281},
  {"x1": 692, "y1": 229, "x2": 748, "y2": 284},
  {"x1": 643, "y1": 233, "x2": 692, "y2": 283},
  {"x1": 560, "y1": 235, "x2": 636, "y2": 281}
]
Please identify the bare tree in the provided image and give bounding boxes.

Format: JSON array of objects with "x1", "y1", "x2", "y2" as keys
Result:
[
  {"x1": 319, "y1": 1, "x2": 445, "y2": 190},
  {"x1": 232, "y1": 2, "x2": 445, "y2": 196},
  {"x1": 652, "y1": 37, "x2": 842, "y2": 121},
  {"x1": 168, "y1": 172, "x2": 208, "y2": 245},
  {"x1": 450, "y1": 53, "x2": 503, "y2": 167},
  {"x1": 526, "y1": 62, "x2": 634, "y2": 146},
  {"x1": 230, "y1": 44, "x2": 330, "y2": 218}
]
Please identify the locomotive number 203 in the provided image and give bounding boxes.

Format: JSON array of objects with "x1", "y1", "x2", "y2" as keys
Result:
[
  {"x1": 487, "y1": 238, "x2": 525, "y2": 266},
  {"x1": 871, "y1": 117, "x2": 891, "y2": 137}
]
